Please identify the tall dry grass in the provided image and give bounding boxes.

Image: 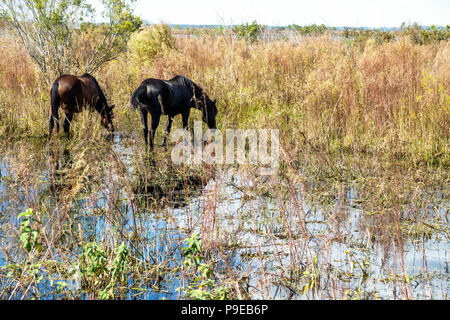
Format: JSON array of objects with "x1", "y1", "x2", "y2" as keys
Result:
[
  {"x1": 0, "y1": 27, "x2": 448, "y2": 165},
  {"x1": 103, "y1": 30, "x2": 449, "y2": 167}
]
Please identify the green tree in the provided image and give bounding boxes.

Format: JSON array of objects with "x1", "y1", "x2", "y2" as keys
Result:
[
  {"x1": 233, "y1": 20, "x2": 266, "y2": 44},
  {"x1": 0, "y1": 0, "x2": 141, "y2": 81}
]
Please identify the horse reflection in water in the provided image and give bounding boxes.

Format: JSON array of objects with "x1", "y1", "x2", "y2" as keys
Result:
[
  {"x1": 47, "y1": 147, "x2": 74, "y2": 195},
  {"x1": 46, "y1": 143, "x2": 207, "y2": 210},
  {"x1": 133, "y1": 163, "x2": 206, "y2": 209}
]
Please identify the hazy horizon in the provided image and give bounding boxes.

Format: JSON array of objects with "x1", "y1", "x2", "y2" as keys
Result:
[
  {"x1": 142, "y1": 22, "x2": 447, "y2": 30},
  {"x1": 124, "y1": 0, "x2": 449, "y2": 28}
]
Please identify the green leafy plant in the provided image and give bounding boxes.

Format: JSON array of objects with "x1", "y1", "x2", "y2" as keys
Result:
[
  {"x1": 79, "y1": 241, "x2": 129, "y2": 299},
  {"x1": 180, "y1": 233, "x2": 232, "y2": 300},
  {"x1": 18, "y1": 208, "x2": 42, "y2": 253}
]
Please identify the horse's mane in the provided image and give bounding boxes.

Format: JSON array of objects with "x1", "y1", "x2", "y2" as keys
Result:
[
  {"x1": 170, "y1": 75, "x2": 204, "y2": 98},
  {"x1": 81, "y1": 73, "x2": 108, "y2": 108}
]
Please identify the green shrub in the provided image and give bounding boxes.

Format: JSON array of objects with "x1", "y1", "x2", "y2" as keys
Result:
[
  {"x1": 128, "y1": 23, "x2": 177, "y2": 65},
  {"x1": 400, "y1": 23, "x2": 450, "y2": 44},
  {"x1": 287, "y1": 24, "x2": 328, "y2": 36},
  {"x1": 233, "y1": 21, "x2": 266, "y2": 43}
]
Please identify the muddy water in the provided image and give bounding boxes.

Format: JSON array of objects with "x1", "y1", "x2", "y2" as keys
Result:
[{"x1": 0, "y1": 137, "x2": 448, "y2": 300}]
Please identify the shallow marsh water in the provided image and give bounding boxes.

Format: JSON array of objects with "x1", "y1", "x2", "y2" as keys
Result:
[{"x1": 0, "y1": 134, "x2": 448, "y2": 300}]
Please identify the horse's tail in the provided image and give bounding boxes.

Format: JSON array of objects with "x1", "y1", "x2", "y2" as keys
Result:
[
  {"x1": 50, "y1": 80, "x2": 60, "y2": 108},
  {"x1": 130, "y1": 85, "x2": 147, "y2": 111}
]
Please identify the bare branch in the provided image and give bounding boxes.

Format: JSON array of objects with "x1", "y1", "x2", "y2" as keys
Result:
[{"x1": 0, "y1": 0, "x2": 141, "y2": 83}]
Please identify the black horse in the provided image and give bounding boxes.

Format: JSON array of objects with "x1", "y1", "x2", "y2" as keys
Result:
[{"x1": 130, "y1": 75, "x2": 217, "y2": 149}]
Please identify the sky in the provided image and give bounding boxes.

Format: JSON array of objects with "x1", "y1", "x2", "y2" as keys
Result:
[{"x1": 127, "y1": 0, "x2": 449, "y2": 28}]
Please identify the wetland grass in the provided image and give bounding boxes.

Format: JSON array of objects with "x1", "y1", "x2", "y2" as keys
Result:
[{"x1": 0, "y1": 26, "x2": 448, "y2": 300}]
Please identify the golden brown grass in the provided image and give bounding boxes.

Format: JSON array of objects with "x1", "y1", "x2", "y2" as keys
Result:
[
  {"x1": 102, "y1": 31, "x2": 449, "y2": 167},
  {"x1": 0, "y1": 27, "x2": 449, "y2": 300},
  {"x1": 1, "y1": 28, "x2": 448, "y2": 167}
]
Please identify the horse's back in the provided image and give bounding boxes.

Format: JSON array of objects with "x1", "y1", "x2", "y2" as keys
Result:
[
  {"x1": 54, "y1": 74, "x2": 104, "y2": 113},
  {"x1": 139, "y1": 78, "x2": 166, "y2": 90},
  {"x1": 139, "y1": 75, "x2": 190, "y2": 91},
  {"x1": 51, "y1": 75, "x2": 82, "y2": 111},
  {"x1": 135, "y1": 76, "x2": 193, "y2": 115},
  {"x1": 167, "y1": 75, "x2": 190, "y2": 86},
  {"x1": 53, "y1": 75, "x2": 80, "y2": 92},
  {"x1": 139, "y1": 78, "x2": 172, "y2": 101},
  {"x1": 78, "y1": 75, "x2": 101, "y2": 104}
]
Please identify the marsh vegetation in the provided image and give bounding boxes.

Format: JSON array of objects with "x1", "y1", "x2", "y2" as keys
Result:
[{"x1": 0, "y1": 16, "x2": 448, "y2": 299}]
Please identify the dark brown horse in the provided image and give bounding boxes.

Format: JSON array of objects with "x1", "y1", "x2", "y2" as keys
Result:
[{"x1": 49, "y1": 73, "x2": 115, "y2": 138}]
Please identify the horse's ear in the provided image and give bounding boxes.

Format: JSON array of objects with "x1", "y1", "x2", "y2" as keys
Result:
[
  {"x1": 110, "y1": 105, "x2": 115, "y2": 109},
  {"x1": 213, "y1": 99, "x2": 217, "y2": 104}
]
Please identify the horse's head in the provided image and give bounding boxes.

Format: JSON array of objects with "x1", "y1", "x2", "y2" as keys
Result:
[
  {"x1": 101, "y1": 104, "x2": 115, "y2": 132},
  {"x1": 202, "y1": 97, "x2": 217, "y2": 129},
  {"x1": 187, "y1": 80, "x2": 217, "y2": 129}
]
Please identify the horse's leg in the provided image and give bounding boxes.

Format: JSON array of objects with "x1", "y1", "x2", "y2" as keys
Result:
[
  {"x1": 63, "y1": 113, "x2": 73, "y2": 138},
  {"x1": 182, "y1": 109, "x2": 191, "y2": 130},
  {"x1": 49, "y1": 81, "x2": 60, "y2": 139},
  {"x1": 49, "y1": 112, "x2": 60, "y2": 137},
  {"x1": 49, "y1": 115, "x2": 55, "y2": 138},
  {"x1": 161, "y1": 116, "x2": 173, "y2": 148},
  {"x1": 139, "y1": 108, "x2": 149, "y2": 147},
  {"x1": 149, "y1": 113, "x2": 161, "y2": 150}
]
